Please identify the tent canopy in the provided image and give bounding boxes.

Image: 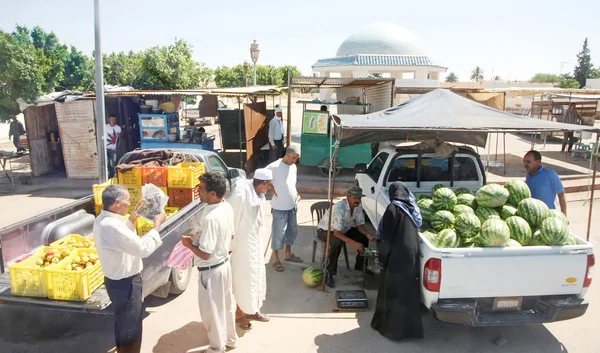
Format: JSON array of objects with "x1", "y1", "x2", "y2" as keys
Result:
[{"x1": 334, "y1": 89, "x2": 599, "y2": 147}]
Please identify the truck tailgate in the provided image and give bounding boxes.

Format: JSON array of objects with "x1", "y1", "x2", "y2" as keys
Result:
[
  {"x1": 438, "y1": 247, "x2": 590, "y2": 299},
  {"x1": 0, "y1": 272, "x2": 111, "y2": 314}
]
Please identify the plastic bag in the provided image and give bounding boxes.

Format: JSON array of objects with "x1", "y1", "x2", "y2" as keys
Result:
[
  {"x1": 166, "y1": 240, "x2": 195, "y2": 269},
  {"x1": 136, "y1": 184, "x2": 169, "y2": 220}
]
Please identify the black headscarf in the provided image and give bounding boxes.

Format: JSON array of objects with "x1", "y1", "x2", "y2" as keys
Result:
[{"x1": 388, "y1": 181, "x2": 422, "y2": 228}]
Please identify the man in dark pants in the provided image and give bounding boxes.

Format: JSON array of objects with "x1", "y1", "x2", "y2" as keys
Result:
[
  {"x1": 316, "y1": 186, "x2": 374, "y2": 288},
  {"x1": 561, "y1": 103, "x2": 582, "y2": 153},
  {"x1": 8, "y1": 115, "x2": 26, "y2": 152},
  {"x1": 93, "y1": 185, "x2": 166, "y2": 353},
  {"x1": 268, "y1": 107, "x2": 284, "y2": 163}
]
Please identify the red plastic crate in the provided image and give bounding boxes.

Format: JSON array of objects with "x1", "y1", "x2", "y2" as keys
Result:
[
  {"x1": 168, "y1": 188, "x2": 200, "y2": 208},
  {"x1": 141, "y1": 166, "x2": 167, "y2": 187}
]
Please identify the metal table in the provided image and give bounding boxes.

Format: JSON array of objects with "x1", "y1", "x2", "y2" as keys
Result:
[{"x1": 0, "y1": 152, "x2": 28, "y2": 191}]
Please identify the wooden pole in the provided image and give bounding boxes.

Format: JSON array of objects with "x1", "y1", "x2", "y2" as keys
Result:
[
  {"x1": 322, "y1": 143, "x2": 340, "y2": 291},
  {"x1": 503, "y1": 133, "x2": 507, "y2": 176},
  {"x1": 586, "y1": 134, "x2": 599, "y2": 241},
  {"x1": 495, "y1": 133, "x2": 499, "y2": 161}
]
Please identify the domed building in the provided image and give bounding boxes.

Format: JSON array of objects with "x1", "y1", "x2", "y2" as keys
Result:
[{"x1": 312, "y1": 22, "x2": 447, "y2": 88}]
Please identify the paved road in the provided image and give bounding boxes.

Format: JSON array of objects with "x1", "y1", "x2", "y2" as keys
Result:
[{"x1": 1, "y1": 197, "x2": 599, "y2": 353}]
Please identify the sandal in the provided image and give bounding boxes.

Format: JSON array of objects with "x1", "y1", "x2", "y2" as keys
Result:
[
  {"x1": 284, "y1": 254, "x2": 303, "y2": 263},
  {"x1": 272, "y1": 261, "x2": 284, "y2": 272},
  {"x1": 235, "y1": 316, "x2": 252, "y2": 331},
  {"x1": 247, "y1": 312, "x2": 270, "y2": 322}
]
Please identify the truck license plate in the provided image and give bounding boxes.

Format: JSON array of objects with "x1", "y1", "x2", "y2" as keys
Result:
[{"x1": 492, "y1": 297, "x2": 523, "y2": 311}]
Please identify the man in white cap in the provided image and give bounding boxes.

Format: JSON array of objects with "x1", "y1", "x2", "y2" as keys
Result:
[
  {"x1": 268, "y1": 107, "x2": 285, "y2": 163},
  {"x1": 228, "y1": 168, "x2": 273, "y2": 330}
]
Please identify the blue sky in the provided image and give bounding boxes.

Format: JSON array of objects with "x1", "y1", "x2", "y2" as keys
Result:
[{"x1": 1, "y1": 0, "x2": 599, "y2": 82}]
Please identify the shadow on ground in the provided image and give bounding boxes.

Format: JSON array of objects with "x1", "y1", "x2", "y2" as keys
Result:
[
  {"x1": 152, "y1": 321, "x2": 210, "y2": 353},
  {"x1": 314, "y1": 309, "x2": 569, "y2": 353},
  {"x1": 484, "y1": 153, "x2": 590, "y2": 178}
]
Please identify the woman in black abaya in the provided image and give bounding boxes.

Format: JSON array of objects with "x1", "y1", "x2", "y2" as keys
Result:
[{"x1": 371, "y1": 181, "x2": 424, "y2": 340}]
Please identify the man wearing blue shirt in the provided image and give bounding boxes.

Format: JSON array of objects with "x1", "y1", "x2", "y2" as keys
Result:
[{"x1": 523, "y1": 150, "x2": 567, "y2": 216}]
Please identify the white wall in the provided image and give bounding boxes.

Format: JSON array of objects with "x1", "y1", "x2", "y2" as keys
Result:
[{"x1": 585, "y1": 79, "x2": 600, "y2": 89}]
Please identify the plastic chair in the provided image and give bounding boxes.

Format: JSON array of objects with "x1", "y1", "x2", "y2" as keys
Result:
[
  {"x1": 571, "y1": 142, "x2": 591, "y2": 160},
  {"x1": 310, "y1": 201, "x2": 350, "y2": 270}
]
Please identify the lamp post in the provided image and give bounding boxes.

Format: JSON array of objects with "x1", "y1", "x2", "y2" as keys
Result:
[
  {"x1": 250, "y1": 40, "x2": 260, "y2": 86},
  {"x1": 243, "y1": 60, "x2": 249, "y2": 86}
]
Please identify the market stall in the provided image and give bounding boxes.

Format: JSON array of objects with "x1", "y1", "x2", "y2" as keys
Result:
[
  {"x1": 323, "y1": 88, "x2": 600, "y2": 288},
  {"x1": 289, "y1": 77, "x2": 395, "y2": 175}
]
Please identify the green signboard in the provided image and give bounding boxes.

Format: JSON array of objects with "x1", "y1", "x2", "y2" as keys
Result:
[{"x1": 302, "y1": 110, "x2": 329, "y2": 135}]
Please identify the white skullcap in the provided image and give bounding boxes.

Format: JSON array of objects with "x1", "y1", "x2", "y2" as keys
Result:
[
  {"x1": 275, "y1": 107, "x2": 283, "y2": 114},
  {"x1": 254, "y1": 168, "x2": 273, "y2": 181}
]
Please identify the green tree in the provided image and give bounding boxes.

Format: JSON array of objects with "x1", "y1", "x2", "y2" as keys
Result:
[
  {"x1": 573, "y1": 38, "x2": 593, "y2": 88},
  {"x1": 256, "y1": 65, "x2": 283, "y2": 85},
  {"x1": 0, "y1": 31, "x2": 48, "y2": 122},
  {"x1": 103, "y1": 51, "x2": 143, "y2": 87},
  {"x1": 278, "y1": 65, "x2": 303, "y2": 84},
  {"x1": 214, "y1": 65, "x2": 246, "y2": 87},
  {"x1": 61, "y1": 46, "x2": 94, "y2": 91},
  {"x1": 470, "y1": 66, "x2": 484, "y2": 82},
  {"x1": 445, "y1": 72, "x2": 458, "y2": 82},
  {"x1": 530, "y1": 73, "x2": 560, "y2": 83},
  {"x1": 559, "y1": 74, "x2": 580, "y2": 88},
  {"x1": 492, "y1": 75, "x2": 501, "y2": 81},
  {"x1": 137, "y1": 39, "x2": 202, "y2": 89}
]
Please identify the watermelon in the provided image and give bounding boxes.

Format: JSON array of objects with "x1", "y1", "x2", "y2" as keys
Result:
[
  {"x1": 544, "y1": 209, "x2": 568, "y2": 224},
  {"x1": 456, "y1": 193, "x2": 476, "y2": 207},
  {"x1": 505, "y1": 216, "x2": 533, "y2": 245},
  {"x1": 506, "y1": 239, "x2": 523, "y2": 247},
  {"x1": 421, "y1": 231, "x2": 437, "y2": 244},
  {"x1": 452, "y1": 204, "x2": 475, "y2": 218},
  {"x1": 476, "y1": 184, "x2": 509, "y2": 208},
  {"x1": 504, "y1": 180, "x2": 532, "y2": 206},
  {"x1": 421, "y1": 221, "x2": 434, "y2": 232},
  {"x1": 417, "y1": 194, "x2": 431, "y2": 201},
  {"x1": 435, "y1": 229, "x2": 459, "y2": 248},
  {"x1": 417, "y1": 199, "x2": 435, "y2": 222},
  {"x1": 516, "y1": 198, "x2": 549, "y2": 228},
  {"x1": 500, "y1": 205, "x2": 518, "y2": 220},
  {"x1": 479, "y1": 219, "x2": 510, "y2": 247},
  {"x1": 527, "y1": 237, "x2": 546, "y2": 246},
  {"x1": 539, "y1": 217, "x2": 569, "y2": 245},
  {"x1": 432, "y1": 183, "x2": 447, "y2": 196},
  {"x1": 454, "y1": 187, "x2": 473, "y2": 196},
  {"x1": 454, "y1": 213, "x2": 481, "y2": 239},
  {"x1": 564, "y1": 235, "x2": 579, "y2": 246},
  {"x1": 432, "y1": 187, "x2": 457, "y2": 211},
  {"x1": 475, "y1": 207, "x2": 500, "y2": 224},
  {"x1": 302, "y1": 267, "x2": 324, "y2": 287},
  {"x1": 431, "y1": 210, "x2": 455, "y2": 231}
]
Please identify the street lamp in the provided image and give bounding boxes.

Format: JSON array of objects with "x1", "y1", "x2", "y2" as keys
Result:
[
  {"x1": 250, "y1": 40, "x2": 260, "y2": 86},
  {"x1": 243, "y1": 60, "x2": 249, "y2": 86}
]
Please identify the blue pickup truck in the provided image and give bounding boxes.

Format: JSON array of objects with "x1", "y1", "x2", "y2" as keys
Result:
[{"x1": 0, "y1": 149, "x2": 245, "y2": 313}]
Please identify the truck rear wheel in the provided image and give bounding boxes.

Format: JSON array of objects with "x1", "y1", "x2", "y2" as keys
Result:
[{"x1": 169, "y1": 260, "x2": 193, "y2": 295}]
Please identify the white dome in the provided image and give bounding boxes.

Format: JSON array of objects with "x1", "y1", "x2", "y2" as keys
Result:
[{"x1": 335, "y1": 22, "x2": 427, "y2": 57}]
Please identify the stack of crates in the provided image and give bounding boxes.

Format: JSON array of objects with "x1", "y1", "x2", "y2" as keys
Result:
[
  {"x1": 117, "y1": 167, "x2": 143, "y2": 205},
  {"x1": 92, "y1": 178, "x2": 118, "y2": 215},
  {"x1": 167, "y1": 162, "x2": 206, "y2": 207},
  {"x1": 134, "y1": 207, "x2": 180, "y2": 235}
]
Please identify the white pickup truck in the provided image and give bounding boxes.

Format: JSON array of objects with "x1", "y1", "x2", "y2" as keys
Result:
[{"x1": 355, "y1": 144, "x2": 594, "y2": 326}]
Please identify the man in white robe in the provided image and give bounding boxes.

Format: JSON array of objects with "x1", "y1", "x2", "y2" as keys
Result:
[{"x1": 229, "y1": 168, "x2": 273, "y2": 330}]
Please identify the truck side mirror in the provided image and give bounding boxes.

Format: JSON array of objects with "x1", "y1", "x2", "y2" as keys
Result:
[
  {"x1": 355, "y1": 163, "x2": 367, "y2": 174},
  {"x1": 228, "y1": 169, "x2": 240, "y2": 179}
]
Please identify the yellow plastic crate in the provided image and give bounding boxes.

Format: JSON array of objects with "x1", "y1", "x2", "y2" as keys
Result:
[
  {"x1": 92, "y1": 178, "x2": 118, "y2": 206},
  {"x1": 135, "y1": 207, "x2": 179, "y2": 236},
  {"x1": 127, "y1": 186, "x2": 143, "y2": 205},
  {"x1": 95, "y1": 205, "x2": 103, "y2": 216},
  {"x1": 9, "y1": 246, "x2": 71, "y2": 297},
  {"x1": 50, "y1": 234, "x2": 95, "y2": 249},
  {"x1": 167, "y1": 162, "x2": 206, "y2": 188},
  {"x1": 117, "y1": 167, "x2": 142, "y2": 186},
  {"x1": 45, "y1": 248, "x2": 104, "y2": 301}
]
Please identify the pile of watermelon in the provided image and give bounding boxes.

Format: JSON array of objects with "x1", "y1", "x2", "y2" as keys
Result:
[{"x1": 417, "y1": 181, "x2": 579, "y2": 248}]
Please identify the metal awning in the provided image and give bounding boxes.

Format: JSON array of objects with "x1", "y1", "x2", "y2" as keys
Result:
[
  {"x1": 291, "y1": 76, "x2": 394, "y2": 89},
  {"x1": 102, "y1": 86, "x2": 285, "y2": 98}
]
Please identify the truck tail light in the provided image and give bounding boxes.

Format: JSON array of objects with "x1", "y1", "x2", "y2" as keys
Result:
[
  {"x1": 424, "y1": 258, "x2": 441, "y2": 292},
  {"x1": 584, "y1": 254, "x2": 595, "y2": 288}
]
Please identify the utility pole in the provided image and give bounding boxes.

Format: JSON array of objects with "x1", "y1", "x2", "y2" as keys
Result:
[{"x1": 94, "y1": 0, "x2": 108, "y2": 183}]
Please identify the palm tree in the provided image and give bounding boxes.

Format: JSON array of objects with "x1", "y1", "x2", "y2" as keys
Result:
[
  {"x1": 445, "y1": 72, "x2": 458, "y2": 83},
  {"x1": 493, "y1": 75, "x2": 501, "y2": 81},
  {"x1": 470, "y1": 66, "x2": 484, "y2": 82}
]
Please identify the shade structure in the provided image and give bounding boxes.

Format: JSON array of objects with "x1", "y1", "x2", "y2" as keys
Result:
[{"x1": 334, "y1": 89, "x2": 598, "y2": 147}]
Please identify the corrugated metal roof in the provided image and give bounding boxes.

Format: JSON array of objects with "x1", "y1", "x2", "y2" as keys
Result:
[
  {"x1": 102, "y1": 86, "x2": 285, "y2": 98},
  {"x1": 291, "y1": 77, "x2": 394, "y2": 88},
  {"x1": 312, "y1": 55, "x2": 434, "y2": 68}
]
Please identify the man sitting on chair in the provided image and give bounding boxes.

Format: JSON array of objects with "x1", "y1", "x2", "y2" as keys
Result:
[{"x1": 317, "y1": 186, "x2": 374, "y2": 288}]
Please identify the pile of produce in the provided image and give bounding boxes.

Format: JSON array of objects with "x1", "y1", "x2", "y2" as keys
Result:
[
  {"x1": 32, "y1": 249, "x2": 71, "y2": 268},
  {"x1": 417, "y1": 181, "x2": 578, "y2": 248}
]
